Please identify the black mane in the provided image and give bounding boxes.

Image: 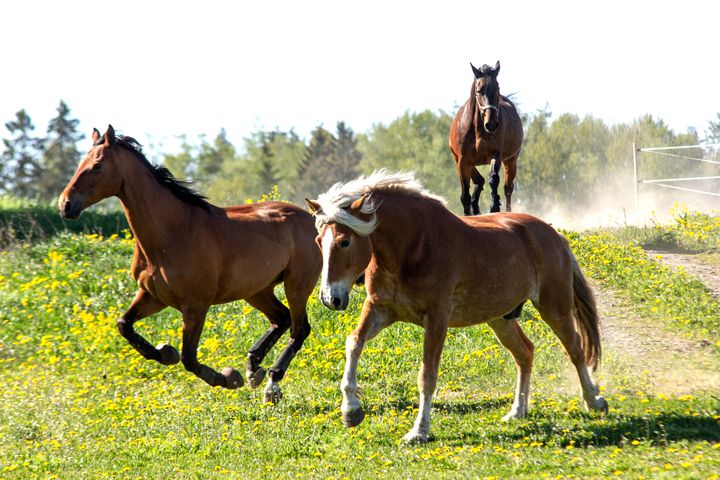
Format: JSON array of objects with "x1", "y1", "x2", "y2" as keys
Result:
[{"x1": 115, "y1": 135, "x2": 211, "y2": 210}]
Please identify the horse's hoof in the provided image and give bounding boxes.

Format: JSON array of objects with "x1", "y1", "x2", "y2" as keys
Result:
[
  {"x1": 342, "y1": 407, "x2": 365, "y2": 428},
  {"x1": 502, "y1": 408, "x2": 527, "y2": 421},
  {"x1": 586, "y1": 396, "x2": 609, "y2": 414},
  {"x1": 246, "y1": 367, "x2": 266, "y2": 389},
  {"x1": 157, "y1": 343, "x2": 180, "y2": 365},
  {"x1": 402, "y1": 430, "x2": 429, "y2": 444},
  {"x1": 264, "y1": 384, "x2": 282, "y2": 404},
  {"x1": 221, "y1": 367, "x2": 244, "y2": 389}
]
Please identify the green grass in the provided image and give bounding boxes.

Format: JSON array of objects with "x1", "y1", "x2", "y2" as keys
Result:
[
  {"x1": 607, "y1": 205, "x2": 720, "y2": 253},
  {"x1": 1, "y1": 224, "x2": 718, "y2": 478}
]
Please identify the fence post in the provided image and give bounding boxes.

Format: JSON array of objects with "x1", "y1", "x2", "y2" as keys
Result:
[{"x1": 632, "y1": 142, "x2": 638, "y2": 217}]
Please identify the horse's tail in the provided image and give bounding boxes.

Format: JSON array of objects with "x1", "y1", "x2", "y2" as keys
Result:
[{"x1": 572, "y1": 258, "x2": 601, "y2": 371}]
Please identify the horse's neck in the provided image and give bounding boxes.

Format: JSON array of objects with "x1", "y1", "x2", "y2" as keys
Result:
[
  {"x1": 117, "y1": 158, "x2": 195, "y2": 259},
  {"x1": 370, "y1": 197, "x2": 426, "y2": 268}
]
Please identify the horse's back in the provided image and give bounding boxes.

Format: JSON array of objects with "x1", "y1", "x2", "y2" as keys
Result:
[
  {"x1": 206, "y1": 202, "x2": 320, "y2": 301},
  {"x1": 442, "y1": 212, "x2": 571, "y2": 325},
  {"x1": 462, "y1": 213, "x2": 568, "y2": 264}
]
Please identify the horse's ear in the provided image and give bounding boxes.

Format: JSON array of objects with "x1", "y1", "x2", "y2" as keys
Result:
[
  {"x1": 470, "y1": 62, "x2": 482, "y2": 79},
  {"x1": 347, "y1": 194, "x2": 368, "y2": 216},
  {"x1": 305, "y1": 198, "x2": 322, "y2": 215},
  {"x1": 493, "y1": 60, "x2": 500, "y2": 77},
  {"x1": 104, "y1": 124, "x2": 116, "y2": 147},
  {"x1": 92, "y1": 128, "x2": 101, "y2": 144}
]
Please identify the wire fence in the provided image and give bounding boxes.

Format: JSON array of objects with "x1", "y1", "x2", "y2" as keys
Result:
[{"x1": 634, "y1": 143, "x2": 720, "y2": 208}]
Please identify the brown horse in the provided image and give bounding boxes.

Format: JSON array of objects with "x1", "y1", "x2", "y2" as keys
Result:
[
  {"x1": 449, "y1": 61, "x2": 523, "y2": 215},
  {"x1": 306, "y1": 170, "x2": 608, "y2": 443},
  {"x1": 58, "y1": 126, "x2": 322, "y2": 403}
]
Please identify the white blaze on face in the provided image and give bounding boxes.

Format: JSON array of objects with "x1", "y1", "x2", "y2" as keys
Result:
[{"x1": 320, "y1": 228, "x2": 334, "y2": 293}]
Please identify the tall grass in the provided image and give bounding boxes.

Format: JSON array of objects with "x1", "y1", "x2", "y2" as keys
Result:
[{"x1": 0, "y1": 196, "x2": 128, "y2": 248}]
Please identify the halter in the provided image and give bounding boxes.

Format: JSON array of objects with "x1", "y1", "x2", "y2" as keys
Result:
[{"x1": 479, "y1": 104, "x2": 499, "y2": 115}]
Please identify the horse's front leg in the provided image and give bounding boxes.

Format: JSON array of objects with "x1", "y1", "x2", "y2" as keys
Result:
[
  {"x1": 181, "y1": 306, "x2": 243, "y2": 389},
  {"x1": 341, "y1": 301, "x2": 391, "y2": 427},
  {"x1": 503, "y1": 155, "x2": 518, "y2": 212},
  {"x1": 403, "y1": 306, "x2": 449, "y2": 443},
  {"x1": 470, "y1": 167, "x2": 485, "y2": 215},
  {"x1": 117, "y1": 289, "x2": 178, "y2": 365},
  {"x1": 458, "y1": 161, "x2": 473, "y2": 216},
  {"x1": 488, "y1": 154, "x2": 503, "y2": 213}
]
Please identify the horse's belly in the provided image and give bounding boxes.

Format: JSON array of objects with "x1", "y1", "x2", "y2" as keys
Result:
[
  {"x1": 448, "y1": 288, "x2": 526, "y2": 328},
  {"x1": 448, "y1": 305, "x2": 494, "y2": 327}
]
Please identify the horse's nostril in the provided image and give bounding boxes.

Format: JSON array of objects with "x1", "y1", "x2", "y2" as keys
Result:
[
  {"x1": 62, "y1": 200, "x2": 72, "y2": 214},
  {"x1": 332, "y1": 297, "x2": 342, "y2": 308}
]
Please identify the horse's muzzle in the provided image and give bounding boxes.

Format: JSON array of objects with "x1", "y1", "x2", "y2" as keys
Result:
[
  {"x1": 59, "y1": 198, "x2": 81, "y2": 220},
  {"x1": 484, "y1": 120, "x2": 499, "y2": 134},
  {"x1": 320, "y1": 287, "x2": 349, "y2": 311}
]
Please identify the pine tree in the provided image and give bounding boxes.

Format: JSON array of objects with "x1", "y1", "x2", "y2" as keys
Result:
[
  {"x1": 333, "y1": 121, "x2": 362, "y2": 182},
  {"x1": 196, "y1": 129, "x2": 234, "y2": 189},
  {"x1": 39, "y1": 101, "x2": 84, "y2": 200},
  {"x1": 254, "y1": 131, "x2": 283, "y2": 192},
  {"x1": 294, "y1": 125, "x2": 338, "y2": 202},
  {"x1": 1, "y1": 109, "x2": 44, "y2": 198}
]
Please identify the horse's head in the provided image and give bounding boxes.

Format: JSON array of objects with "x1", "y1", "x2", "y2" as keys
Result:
[
  {"x1": 58, "y1": 125, "x2": 123, "y2": 219},
  {"x1": 471, "y1": 61, "x2": 501, "y2": 134},
  {"x1": 306, "y1": 195, "x2": 373, "y2": 311}
]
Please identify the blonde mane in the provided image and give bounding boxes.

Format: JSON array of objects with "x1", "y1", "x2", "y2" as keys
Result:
[{"x1": 313, "y1": 169, "x2": 446, "y2": 235}]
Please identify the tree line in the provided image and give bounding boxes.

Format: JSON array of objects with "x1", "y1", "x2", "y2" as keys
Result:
[{"x1": 2, "y1": 100, "x2": 719, "y2": 216}]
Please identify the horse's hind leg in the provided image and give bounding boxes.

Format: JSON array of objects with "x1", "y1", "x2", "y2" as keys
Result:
[
  {"x1": 487, "y1": 317, "x2": 534, "y2": 420},
  {"x1": 536, "y1": 304, "x2": 607, "y2": 413},
  {"x1": 503, "y1": 155, "x2": 518, "y2": 212},
  {"x1": 180, "y1": 306, "x2": 243, "y2": 389},
  {"x1": 470, "y1": 167, "x2": 485, "y2": 215},
  {"x1": 117, "y1": 289, "x2": 178, "y2": 365},
  {"x1": 244, "y1": 289, "x2": 292, "y2": 388}
]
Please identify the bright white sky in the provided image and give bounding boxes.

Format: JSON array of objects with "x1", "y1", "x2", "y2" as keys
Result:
[{"x1": 1, "y1": 0, "x2": 718, "y2": 154}]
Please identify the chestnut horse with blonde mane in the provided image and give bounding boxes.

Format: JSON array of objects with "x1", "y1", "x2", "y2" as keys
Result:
[
  {"x1": 449, "y1": 61, "x2": 523, "y2": 215},
  {"x1": 59, "y1": 126, "x2": 321, "y2": 403},
  {"x1": 306, "y1": 170, "x2": 607, "y2": 443}
]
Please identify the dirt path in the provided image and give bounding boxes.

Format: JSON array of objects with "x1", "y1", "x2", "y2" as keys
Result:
[
  {"x1": 646, "y1": 250, "x2": 720, "y2": 298},
  {"x1": 587, "y1": 277, "x2": 720, "y2": 396}
]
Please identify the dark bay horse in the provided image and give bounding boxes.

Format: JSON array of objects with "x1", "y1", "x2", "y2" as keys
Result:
[
  {"x1": 305, "y1": 170, "x2": 607, "y2": 443},
  {"x1": 449, "y1": 61, "x2": 523, "y2": 215},
  {"x1": 59, "y1": 126, "x2": 322, "y2": 403}
]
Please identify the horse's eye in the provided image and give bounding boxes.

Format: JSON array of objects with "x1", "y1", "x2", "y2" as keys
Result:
[
  {"x1": 91, "y1": 162, "x2": 102, "y2": 171},
  {"x1": 339, "y1": 239, "x2": 351, "y2": 249}
]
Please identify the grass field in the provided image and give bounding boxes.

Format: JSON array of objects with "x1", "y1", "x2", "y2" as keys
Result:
[{"x1": 0, "y1": 206, "x2": 718, "y2": 479}]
